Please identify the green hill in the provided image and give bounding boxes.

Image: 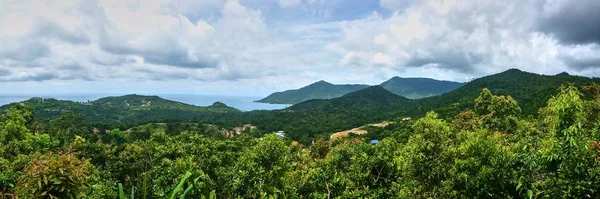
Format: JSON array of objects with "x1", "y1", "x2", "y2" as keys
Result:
[
  {"x1": 245, "y1": 69, "x2": 599, "y2": 141},
  {"x1": 256, "y1": 77, "x2": 464, "y2": 104},
  {"x1": 0, "y1": 94, "x2": 240, "y2": 124},
  {"x1": 235, "y1": 86, "x2": 410, "y2": 142},
  {"x1": 255, "y1": 80, "x2": 369, "y2": 104},
  {"x1": 379, "y1": 77, "x2": 464, "y2": 99},
  {"x1": 410, "y1": 69, "x2": 599, "y2": 117},
  {"x1": 2, "y1": 69, "x2": 597, "y2": 142}
]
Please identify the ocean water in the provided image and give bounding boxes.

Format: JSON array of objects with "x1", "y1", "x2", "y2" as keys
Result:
[{"x1": 0, "y1": 94, "x2": 289, "y2": 111}]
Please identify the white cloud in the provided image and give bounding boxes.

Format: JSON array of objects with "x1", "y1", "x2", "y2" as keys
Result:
[
  {"x1": 1, "y1": 0, "x2": 600, "y2": 95},
  {"x1": 0, "y1": 0, "x2": 281, "y2": 84},
  {"x1": 325, "y1": 0, "x2": 600, "y2": 80}
]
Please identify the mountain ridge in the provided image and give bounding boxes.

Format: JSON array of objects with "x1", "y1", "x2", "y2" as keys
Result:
[
  {"x1": 257, "y1": 76, "x2": 465, "y2": 104},
  {"x1": 0, "y1": 94, "x2": 240, "y2": 124},
  {"x1": 255, "y1": 81, "x2": 370, "y2": 104},
  {"x1": 252, "y1": 69, "x2": 600, "y2": 140}
]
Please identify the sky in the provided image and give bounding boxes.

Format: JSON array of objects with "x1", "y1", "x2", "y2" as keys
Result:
[{"x1": 0, "y1": 0, "x2": 599, "y2": 96}]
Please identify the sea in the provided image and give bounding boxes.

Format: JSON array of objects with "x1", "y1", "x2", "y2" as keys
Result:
[{"x1": 0, "y1": 94, "x2": 289, "y2": 111}]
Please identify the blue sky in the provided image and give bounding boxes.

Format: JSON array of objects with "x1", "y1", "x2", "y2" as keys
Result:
[{"x1": 1, "y1": 0, "x2": 599, "y2": 96}]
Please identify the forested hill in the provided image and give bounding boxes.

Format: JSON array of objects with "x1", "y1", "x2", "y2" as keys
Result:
[
  {"x1": 411, "y1": 69, "x2": 600, "y2": 117},
  {"x1": 234, "y1": 86, "x2": 411, "y2": 142},
  {"x1": 257, "y1": 77, "x2": 464, "y2": 104},
  {"x1": 379, "y1": 77, "x2": 464, "y2": 99},
  {"x1": 0, "y1": 94, "x2": 240, "y2": 124},
  {"x1": 255, "y1": 80, "x2": 369, "y2": 104},
  {"x1": 0, "y1": 69, "x2": 597, "y2": 142},
  {"x1": 290, "y1": 69, "x2": 599, "y2": 118},
  {"x1": 254, "y1": 69, "x2": 600, "y2": 141}
]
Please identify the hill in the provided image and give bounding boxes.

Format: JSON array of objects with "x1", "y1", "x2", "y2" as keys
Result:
[
  {"x1": 256, "y1": 77, "x2": 464, "y2": 104},
  {"x1": 2, "y1": 69, "x2": 597, "y2": 142},
  {"x1": 255, "y1": 80, "x2": 369, "y2": 104},
  {"x1": 0, "y1": 94, "x2": 240, "y2": 124},
  {"x1": 411, "y1": 69, "x2": 599, "y2": 117},
  {"x1": 245, "y1": 69, "x2": 599, "y2": 141},
  {"x1": 379, "y1": 77, "x2": 464, "y2": 99},
  {"x1": 236, "y1": 86, "x2": 411, "y2": 142}
]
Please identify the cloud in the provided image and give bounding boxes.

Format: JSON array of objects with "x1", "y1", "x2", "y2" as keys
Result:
[
  {"x1": 279, "y1": 0, "x2": 303, "y2": 8},
  {"x1": 32, "y1": 20, "x2": 90, "y2": 45},
  {"x1": 0, "y1": 0, "x2": 282, "y2": 85},
  {"x1": 0, "y1": 72, "x2": 58, "y2": 82},
  {"x1": 0, "y1": 68, "x2": 10, "y2": 76},
  {"x1": 325, "y1": 0, "x2": 600, "y2": 78},
  {"x1": 0, "y1": 40, "x2": 51, "y2": 62},
  {"x1": 0, "y1": 19, "x2": 88, "y2": 62},
  {"x1": 559, "y1": 44, "x2": 600, "y2": 70},
  {"x1": 538, "y1": 0, "x2": 600, "y2": 45},
  {"x1": 85, "y1": 1, "x2": 219, "y2": 69},
  {"x1": 2, "y1": 0, "x2": 600, "y2": 95}
]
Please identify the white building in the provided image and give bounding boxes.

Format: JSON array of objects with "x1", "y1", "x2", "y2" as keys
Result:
[{"x1": 276, "y1": 131, "x2": 285, "y2": 138}]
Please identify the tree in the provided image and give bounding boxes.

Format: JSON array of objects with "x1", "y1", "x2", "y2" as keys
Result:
[
  {"x1": 48, "y1": 111, "x2": 90, "y2": 146},
  {"x1": 309, "y1": 137, "x2": 329, "y2": 159},
  {"x1": 535, "y1": 85, "x2": 600, "y2": 198},
  {"x1": 229, "y1": 134, "x2": 289, "y2": 197},
  {"x1": 474, "y1": 88, "x2": 521, "y2": 133},
  {"x1": 14, "y1": 151, "x2": 91, "y2": 198},
  {"x1": 0, "y1": 105, "x2": 33, "y2": 145},
  {"x1": 449, "y1": 130, "x2": 518, "y2": 198},
  {"x1": 396, "y1": 111, "x2": 453, "y2": 197}
]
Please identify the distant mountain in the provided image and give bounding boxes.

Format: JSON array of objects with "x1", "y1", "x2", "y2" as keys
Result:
[
  {"x1": 411, "y1": 68, "x2": 600, "y2": 117},
  {"x1": 255, "y1": 80, "x2": 369, "y2": 104},
  {"x1": 257, "y1": 77, "x2": 464, "y2": 104},
  {"x1": 251, "y1": 69, "x2": 600, "y2": 140},
  {"x1": 379, "y1": 77, "x2": 464, "y2": 99},
  {"x1": 0, "y1": 94, "x2": 240, "y2": 124}
]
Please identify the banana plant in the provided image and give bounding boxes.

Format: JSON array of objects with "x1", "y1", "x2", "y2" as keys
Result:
[{"x1": 118, "y1": 171, "x2": 198, "y2": 199}]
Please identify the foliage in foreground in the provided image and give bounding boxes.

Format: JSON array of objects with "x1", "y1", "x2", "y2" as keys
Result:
[{"x1": 1, "y1": 84, "x2": 600, "y2": 198}]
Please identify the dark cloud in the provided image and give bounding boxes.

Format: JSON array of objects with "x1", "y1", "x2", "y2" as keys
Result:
[
  {"x1": 98, "y1": 33, "x2": 219, "y2": 68},
  {"x1": 11, "y1": 72, "x2": 59, "y2": 82},
  {"x1": 57, "y1": 63, "x2": 85, "y2": 71},
  {"x1": 33, "y1": 20, "x2": 90, "y2": 45},
  {"x1": 142, "y1": 49, "x2": 219, "y2": 69},
  {"x1": 0, "y1": 68, "x2": 11, "y2": 76},
  {"x1": 60, "y1": 73, "x2": 94, "y2": 81},
  {"x1": 150, "y1": 72, "x2": 190, "y2": 81},
  {"x1": 0, "y1": 71, "x2": 95, "y2": 82},
  {"x1": 0, "y1": 20, "x2": 89, "y2": 62},
  {"x1": 538, "y1": 0, "x2": 600, "y2": 45},
  {"x1": 135, "y1": 68, "x2": 190, "y2": 81},
  {"x1": 0, "y1": 40, "x2": 51, "y2": 61},
  {"x1": 561, "y1": 55, "x2": 600, "y2": 70},
  {"x1": 404, "y1": 50, "x2": 486, "y2": 73},
  {"x1": 90, "y1": 56, "x2": 128, "y2": 66}
]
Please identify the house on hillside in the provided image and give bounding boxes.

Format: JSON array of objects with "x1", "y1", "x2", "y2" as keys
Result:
[
  {"x1": 402, "y1": 117, "x2": 411, "y2": 121},
  {"x1": 276, "y1": 131, "x2": 285, "y2": 138}
]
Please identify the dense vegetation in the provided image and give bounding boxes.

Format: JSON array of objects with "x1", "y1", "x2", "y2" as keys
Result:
[
  {"x1": 2, "y1": 83, "x2": 600, "y2": 198},
  {"x1": 257, "y1": 76, "x2": 464, "y2": 105},
  {"x1": 5, "y1": 69, "x2": 598, "y2": 145},
  {"x1": 0, "y1": 94, "x2": 240, "y2": 125},
  {"x1": 256, "y1": 80, "x2": 369, "y2": 104},
  {"x1": 239, "y1": 69, "x2": 600, "y2": 143}
]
